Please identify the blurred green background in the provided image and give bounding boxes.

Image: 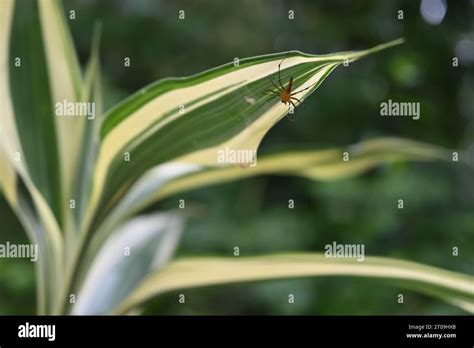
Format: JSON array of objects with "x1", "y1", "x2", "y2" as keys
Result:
[{"x1": 1, "y1": 0, "x2": 473, "y2": 315}]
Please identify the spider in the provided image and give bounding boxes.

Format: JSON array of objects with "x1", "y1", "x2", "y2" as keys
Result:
[{"x1": 264, "y1": 56, "x2": 318, "y2": 112}]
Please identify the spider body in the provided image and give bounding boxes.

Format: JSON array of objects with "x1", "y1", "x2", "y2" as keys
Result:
[
  {"x1": 279, "y1": 77, "x2": 293, "y2": 104},
  {"x1": 264, "y1": 56, "x2": 319, "y2": 111}
]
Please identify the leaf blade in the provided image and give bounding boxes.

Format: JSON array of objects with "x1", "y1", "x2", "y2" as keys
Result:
[
  {"x1": 95, "y1": 137, "x2": 449, "y2": 240},
  {"x1": 86, "y1": 40, "x2": 404, "y2": 228},
  {"x1": 38, "y1": 0, "x2": 84, "y2": 209},
  {"x1": 71, "y1": 213, "x2": 184, "y2": 315},
  {"x1": 8, "y1": 0, "x2": 63, "y2": 223},
  {"x1": 115, "y1": 253, "x2": 474, "y2": 314}
]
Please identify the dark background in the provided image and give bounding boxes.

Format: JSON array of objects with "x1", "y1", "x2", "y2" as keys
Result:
[{"x1": 1, "y1": 0, "x2": 473, "y2": 314}]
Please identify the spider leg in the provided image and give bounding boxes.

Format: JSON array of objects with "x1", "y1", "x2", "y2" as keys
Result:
[
  {"x1": 277, "y1": 53, "x2": 290, "y2": 91},
  {"x1": 290, "y1": 96, "x2": 303, "y2": 106},
  {"x1": 290, "y1": 81, "x2": 319, "y2": 96},
  {"x1": 263, "y1": 89, "x2": 279, "y2": 96},
  {"x1": 270, "y1": 80, "x2": 283, "y2": 94},
  {"x1": 289, "y1": 100, "x2": 298, "y2": 111},
  {"x1": 254, "y1": 95, "x2": 279, "y2": 111}
]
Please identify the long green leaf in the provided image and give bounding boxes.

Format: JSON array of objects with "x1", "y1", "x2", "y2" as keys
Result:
[
  {"x1": 115, "y1": 254, "x2": 474, "y2": 314},
  {"x1": 86, "y1": 39, "x2": 405, "y2": 229},
  {"x1": 55, "y1": 24, "x2": 104, "y2": 314},
  {"x1": 142, "y1": 137, "x2": 450, "y2": 209},
  {"x1": 0, "y1": 146, "x2": 52, "y2": 314},
  {"x1": 38, "y1": 0, "x2": 83, "y2": 213},
  {"x1": 71, "y1": 213, "x2": 184, "y2": 315},
  {"x1": 74, "y1": 23, "x2": 103, "y2": 224},
  {"x1": 1, "y1": 0, "x2": 64, "y2": 314},
  {"x1": 91, "y1": 136, "x2": 449, "y2": 253},
  {"x1": 8, "y1": 0, "x2": 63, "y2": 223}
]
